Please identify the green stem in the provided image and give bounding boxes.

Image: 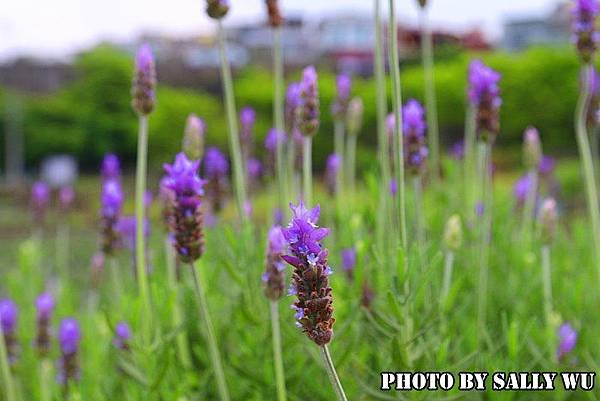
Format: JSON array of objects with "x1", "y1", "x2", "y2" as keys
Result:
[
  {"x1": 303, "y1": 137, "x2": 312, "y2": 205},
  {"x1": 109, "y1": 256, "x2": 123, "y2": 307},
  {"x1": 387, "y1": 0, "x2": 408, "y2": 254},
  {"x1": 464, "y1": 105, "x2": 476, "y2": 222},
  {"x1": 419, "y1": 7, "x2": 440, "y2": 181},
  {"x1": 218, "y1": 21, "x2": 248, "y2": 222},
  {"x1": 320, "y1": 345, "x2": 348, "y2": 401},
  {"x1": 346, "y1": 133, "x2": 357, "y2": 193},
  {"x1": 591, "y1": 126, "x2": 599, "y2": 185},
  {"x1": 55, "y1": 222, "x2": 69, "y2": 284},
  {"x1": 521, "y1": 168, "x2": 538, "y2": 246},
  {"x1": 40, "y1": 359, "x2": 52, "y2": 401},
  {"x1": 413, "y1": 175, "x2": 425, "y2": 245},
  {"x1": 191, "y1": 262, "x2": 230, "y2": 401},
  {"x1": 476, "y1": 141, "x2": 492, "y2": 346},
  {"x1": 287, "y1": 137, "x2": 298, "y2": 207},
  {"x1": 0, "y1": 329, "x2": 16, "y2": 401},
  {"x1": 270, "y1": 301, "x2": 287, "y2": 401},
  {"x1": 440, "y1": 250, "x2": 454, "y2": 310},
  {"x1": 541, "y1": 244, "x2": 553, "y2": 325},
  {"x1": 575, "y1": 64, "x2": 600, "y2": 285},
  {"x1": 273, "y1": 27, "x2": 286, "y2": 211},
  {"x1": 135, "y1": 114, "x2": 152, "y2": 344}
]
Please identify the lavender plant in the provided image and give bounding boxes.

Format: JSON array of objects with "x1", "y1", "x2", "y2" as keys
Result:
[
  {"x1": 57, "y1": 318, "x2": 81, "y2": 391},
  {"x1": 345, "y1": 97, "x2": 363, "y2": 192},
  {"x1": 521, "y1": 127, "x2": 542, "y2": 244},
  {"x1": 538, "y1": 198, "x2": 557, "y2": 325},
  {"x1": 0, "y1": 299, "x2": 17, "y2": 401},
  {"x1": 297, "y1": 66, "x2": 320, "y2": 205}
]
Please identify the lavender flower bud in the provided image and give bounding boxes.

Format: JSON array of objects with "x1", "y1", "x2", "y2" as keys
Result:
[
  {"x1": 282, "y1": 202, "x2": 335, "y2": 346},
  {"x1": 539, "y1": 198, "x2": 558, "y2": 244},
  {"x1": 163, "y1": 153, "x2": 206, "y2": 263},
  {"x1": 113, "y1": 321, "x2": 132, "y2": 350},
  {"x1": 325, "y1": 153, "x2": 342, "y2": 196},
  {"x1": 35, "y1": 292, "x2": 54, "y2": 356},
  {"x1": 341, "y1": 247, "x2": 357, "y2": 282},
  {"x1": 346, "y1": 97, "x2": 364, "y2": 136},
  {"x1": 513, "y1": 174, "x2": 533, "y2": 208},
  {"x1": 285, "y1": 82, "x2": 302, "y2": 132},
  {"x1": 100, "y1": 179, "x2": 124, "y2": 255},
  {"x1": 538, "y1": 156, "x2": 556, "y2": 176},
  {"x1": 331, "y1": 74, "x2": 351, "y2": 121},
  {"x1": 0, "y1": 299, "x2": 18, "y2": 364},
  {"x1": 468, "y1": 60, "x2": 501, "y2": 142},
  {"x1": 297, "y1": 66, "x2": 320, "y2": 137},
  {"x1": 206, "y1": 0, "x2": 229, "y2": 19},
  {"x1": 262, "y1": 226, "x2": 287, "y2": 300},
  {"x1": 58, "y1": 186, "x2": 75, "y2": 212},
  {"x1": 57, "y1": 318, "x2": 81, "y2": 385},
  {"x1": 182, "y1": 114, "x2": 206, "y2": 161},
  {"x1": 572, "y1": 0, "x2": 599, "y2": 62},
  {"x1": 557, "y1": 322, "x2": 577, "y2": 361},
  {"x1": 443, "y1": 214, "x2": 463, "y2": 251},
  {"x1": 265, "y1": 0, "x2": 283, "y2": 27},
  {"x1": 203, "y1": 147, "x2": 229, "y2": 212},
  {"x1": 101, "y1": 153, "x2": 121, "y2": 182},
  {"x1": 131, "y1": 44, "x2": 156, "y2": 116},
  {"x1": 31, "y1": 181, "x2": 50, "y2": 223},
  {"x1": 403, "y1": 99, "x2": 428, "y2": 175},
  {"x1": 523, "y1": 126, "x2": 542, "y2": 170},
  {"x1": 117, "y1": 215, "x2": 150, "y2": 252}
]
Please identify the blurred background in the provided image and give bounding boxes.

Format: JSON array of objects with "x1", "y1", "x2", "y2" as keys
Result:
[{"x1": 0, "y1": 0, "x2": 581, "y2": 182}]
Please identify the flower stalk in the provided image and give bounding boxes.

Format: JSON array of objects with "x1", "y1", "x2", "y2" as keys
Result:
[
  {"x1": 270, "y1": 301, "x2": 287, "y2": 401},
  {"x1": 273, "y1": 26, "x2": 286, "y2": 211},
  {"x1": 303, "y1": 138, "x2": 312, "y2": 205},
  {"x1": 321, "y1": 345, "x2": 348, "y2": 401},
  {"x1": 0, "y1": 326, "x2": 16, "y2": 401}
]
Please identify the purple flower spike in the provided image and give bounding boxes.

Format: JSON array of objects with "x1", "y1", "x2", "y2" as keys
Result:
[
  {"x1": 325, "y1": 153, "x2": 342, "y2": 196},
  {"x1": 35, "y1": 293, "x2": 54, "y2": 355},
  {"x1": 247, "y1": 158, "x2": 263, "y2": 180},
  {"x1": 100, "y1": 179, "x2": 124, "y2": 255},
  {"x1": 163, "y1": 152, "x2": 206, "y2": 263},
  {"x1": 298, "y1": 66, "x2": 320, "y2": 137},
  {"x1": 341, "y1": 247, "x2": 357, "y2": 281},
  {"x1": 538, "y1": 155, "x2": 556, "y2": 176},
  {"x1": 59, "y1": 186, "x2": 75, "y2": 211},
  {"x1": 36, "y1": 293, "x2": 55, "y2": 321},
  {"x1": 262, "y1": 225, "x2": 287, "y2": 300},
  {"x1": 57, "y1": 318, "x2": 81, "y2": 385},
  {"x1": 402, "y1": 99, "x2": 428, "y2": 175},
  {"x1": 204, "y1": 147, "x2": 229, "y2": 180},
  {"x1": 113, "y1": 321, "x2": 132, "y2": 350},
  {"x1": 332, "y1": 73, "x2": 352, "y2": 120},
  {"x1": 101, "y1": 153, "x2": 121, "y2": 181},
  {"x1": 513, "y1": 174, "x2": 533, "y2": 207},
  {"x1": 285, "y1": 82, "x2": 302, "y2": 132},
  {"x1": 557, "y1": 323, "x2": 577, "y2": 361},
  {"x1": 131, "y1": 43, "x2": 156, "y2": 115},
  {"x1": 468, "y1": 60, "x2": 501, "y2": 141},
  {"x1": 572, "y1": 0, "x2": 599, "y2": 62},
  {"x1": 282, "y1": 202, "x2": 335, "y2": 346},
  {"x1": 265, "y1": 128, "x2": 287, "y2": 153},
  {"x1": 31, "y1": 181, "x2": 50, "y2": 221},
  {"x1": 0, "y1": 299, "x2": 17, "y2": 335},
  {"x1": 183, "y1": 114, "x2": 206, "y2": 160}
]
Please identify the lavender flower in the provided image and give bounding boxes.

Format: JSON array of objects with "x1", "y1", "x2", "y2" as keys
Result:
[
  {"x1": 131, "y1": 44, "x2": 156, "y2": 116},
  {"x1": 285, "y1": 82, "x2": 302, "y2": 132},
  {"x1": 31, "y1": 181, "x2": 50, "y2": 223},
  {"x1": 265, "y1": 128, "x2": 287, "y2": 173},
  {"x1": 523, "y1": 126, "x2": 542, "y2": 170},
  {"x1": 206, "y1": 0, "x2": 229, "y2": 19},
  {"x1": 117, "y1": 215, "x2": 150, "y2": 252},
  {"x1": 539, "y1": 156, "x2": 556, "y2": 176},
  {"x1": 360, "y1": 281, "x2": 375, "y2": 310},
  {"x1": 557, "y1": 322, "x2": 577, "y2": 361},
  {"x1": 182, "y1": 114, "x2": 206, "y2": 161},
  {"x1": 265, "y1": 0, "x2": 283, "y2": 27},
  {"x1": 203, "y1": 147, "x2": 229, "y2": 212},
  {"x1": 297, "y1": 66, "x2": 320, "y2": 137},
  {"x1": 390, "y1": 178, "x2": 398, "y2": 197},
  {"x1": 273, "y1": 208, "x2": 283, "y2": 226},
  {"x1": 331, "y1": 73, "x2": 352, "y2": 121},
  {"x1": 468, "y1": 60, "x2": 501, "y2": 141},
  {"x1": 90, "y1": 251, "x2": 105, "y2": 289},
  {"x1": 449, "y1": 141, "x2": 465, "y2": 160},
  {"x1": 341, "y1": 247, "x2": 357, "y2": 281},
  {"x1": 100, "y1": 179, "x2": 124, "y2": 255},
  {"x1": 586, "y1": 67, "x2": 600, "y2": 125},
  {"x1": 113, "y1": 321, "x2": 132, "y2": 350},
  {"x1": 539, "y1": 198, "x2": 558, "y2": 244},
  {"x1": 262, "y1": 226, "x2": 287, "y2": 300},
  {"x1": 163, "y1": 153, "x2": 206, "y2": 263},
  {"x1": 247, "y1": 158, "x2": 263, "y2": 192},
  {"x1": 572, "y1": 0, "x2": 599, "y2": 62},
  {"x1": 346, "y1": 97, "x2": 364, "y2": 136},
  {"x1": 59, "y1": 186, "x2": 75, "y2": 212},
  {"x1": 403, "y1": 99, "x2": 428, "y2": 175},
  {"x1": 0, "y1": 299, "x2": 18, "y2": 364},
  {"x1": 282, "y1": 202, "x2": 335, "y2": 346},
  {"x1": 513, "y1": 174, "x2": 532, "y2": 208},
  {"x1": 57, "y1": 318, "x2": 81, "y2": 385},
  {"x1": 325, "y1": 153, "x2": 342, "y2": 196},
  {"x1": 35, "y1": 292, "x2": 55, "y2": 356},
  {"x1": 240, "y1": 106, "x2": 256, "y2": 161},
  {"x1": 101, "y1": 153, "x2": 121, "y2": 182}
]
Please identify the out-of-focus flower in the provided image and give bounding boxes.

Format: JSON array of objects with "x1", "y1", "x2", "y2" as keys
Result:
[
  {"x1": 443, "y1": 215, "x2": 463, "y2": 251},
  {"x1": 298, "y1": 66, "x2": 320, "y2": 137},
  {"x1": 341, "y1": 247, "x2": 357, "y2": 282},
  {"x1": 59, "y1": 186, "x2": 75, "y2": 212},
  {"x1": 131, "y1": 44, "x2": 156, "y2": 116},
  {"x1": 262, "y1": 226, "x2": 287, "y2": 300},
  {"x1": 403, "y1": 99, "x2": 428, "y2": 175},
  {"x1": 539, "y1": 198, "x2": 558, "y2": 244},
  {"x1": 31, "y1": 181, "x2": 50, "y2": 223},
  {"x1": 273, "y1": 208, "x2": 283, "y2": 226},
  {"x1": 449, "y1": 141, "x2": 465, "y2": 160},
  {"x1": 113, "y1": 321, "x2": 132, "y2": 350},
  {"x1": 100, "y1": 179, "x2": 124, "y2": 255},
  {"x1": 90, "y1": 252, "x2": 105, "y2": 289},
  {"x1": 513, "y1": 174, "x2": 533, "y2": 207},
  {"x1": 346, "y1": 97, "x2": 364, "y2": 136},
  {"x1": 247, "y1": 158, "x2": 263, "y2": 182},
  {"x1": 572, "y1": 0, "x2": 599, "y2": 62},
  {"x1": 0, "y1": 299, "x2": 18, "y2": 365},
  {"x1": 265, "y1": 128, "x2": 287, "y2": 174},
  {"x1": 57, "y1": 318, "x2": 81, "y2": 385},
  {"x1": 390, "y1": 178, "x2": 398, "y2": 197},
  {"x1": 206, "y1": 0, "x2": 229, "y2": 19},
  {"x1": 101, "y1": 154, "x2": 121, "y2": 182},
  {"x1": 360, "y1": 281, "x2": 375, "y2": 310},
  {"x1": 557, "y1": 322, "x2": 577, "y2": 361},
  {"x1": 240, "y1": 106, "x2": 256, "y2": 161},
  {"x1": 539, "y1": 155, "x2": 556, "y2": 176},
  {"x1": 35, "y1": 292, "x2": 55, "y2": 356},
  {"x1": 468, "y1": 60, "x2": 501, "y2": 141},
  {"x1": 331, "y1": 74, "x2": 352, "y2": 121},
  {"x1": 203, "y1": 147, "x2": 229, "y2": 212},
  {"x1": 117, "y1": 215, "x2": 150, "y2": 252},
  {"x1": 182, "y1": 114, "x2": 206, "y2": 161},
  {"x1": 265, "y1": 0, "x2": 283, "y2": 27},
  {"x1": 523, "y1": 126, "x2": 542, "y2": 170},
  {"x1": 325, "y1": 153, "x2": 342, "y2": 196},
  {"x1": 285, "y1": 82, "x2": 302, "y2": 133},
  {"x1": 282, "y1": 202, "x2": 335, "y2": 345}
]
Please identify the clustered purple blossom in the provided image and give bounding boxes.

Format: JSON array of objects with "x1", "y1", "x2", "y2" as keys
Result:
[
  {"x1": 203, "y1": 147, "x2": 229, "y2": 212},
  {"x1": 206, "y1": 0, "x2": 230, "y2": 19},
  {"x1": 587, "y1": 67, "x2": 600, "y2": 126},
  {"x1": 163, "y1": 153, "x2": 206, "y2": 263},
  {"x1": 264, "y1": 128, "x2": 287, "y2": 173},
  {"x1": 331, "y1": 73, "x2": 352, "y2": 121},
  {"x1": 297, "y1": 66, "x2": 320, "y2": 137},
  {"x1": 285, "y1": 82, "x2": 302, "y2": 133},
  {"x1": 113, "y1": 321, "x2": 132, "y2": 351},
  {"x1": 262, "y1": 225, "x2": 287, "y2": 300},
  {"x1": 325, "y1": 153, "x2": 342, "y2": 196},
  {"x1": 31, "y1": 181, "x2": 50, "y2": 223},
  {"x1": 341, "y1": 247, "x2": 357, "y2": 282},
  {"x1": 557, "y1": 322, "x2": 577, "y2": 361},
  {"x1": 0, "y1": 299, "x2": 18, "y2": 365},
  {"x1": 282, "y1": 203, "x2": 335, "y2": 346},
  {"x1": 131, "y1": 44, "x2": 156, "y2": 116},
  {"x1": 402, "y1": 99, "x2": 428, "y2": 175},
  {"x1": 468, "y1": 60, "x2": 501, "y2": 141},
  {"x1": 100, "y1": 178, "x2": 124, "y2": 255},
  {"x1": 183, "y1": 114, "x2": 206, "y2": 161},
  {"x1": 57, "y1": 318, "x2": 81, "y2": 385},
  {"x1": 35, "y1": 292, "x2": 55, "y2": 356},
  {"x1": 513, "y1": 174, "x2": 533, "y2": 208},
  {"x1": 449, "y1": 141, "x2": 465, "y2": 160},
  {"x1": 101, "y1": 153, "x2": 121, "y2": 182},
  {"x1": 572, "y1": 0, "x2": 599, "y2": 62}
]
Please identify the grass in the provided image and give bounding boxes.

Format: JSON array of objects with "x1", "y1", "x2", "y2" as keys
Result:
[{"x1": 0, "y1": 156, "x2": 598, "y2": 401}]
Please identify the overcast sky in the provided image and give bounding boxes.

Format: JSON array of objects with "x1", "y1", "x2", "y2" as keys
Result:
[{"x1": 0, "y1": 0, "x2": 560, "y2": 60}]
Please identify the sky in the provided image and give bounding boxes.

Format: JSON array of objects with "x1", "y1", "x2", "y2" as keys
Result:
[{"x1": 0, "y1": 0, "x2": 560, "y2": 61}]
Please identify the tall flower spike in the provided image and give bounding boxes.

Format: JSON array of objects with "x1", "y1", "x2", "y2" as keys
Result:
[
  {"x1": 131, "y1": 44, "x2": 156, "y2": 116},
  {"x1": 203, "y1": 147, "x2": 229, "y2": 213},
  {"x1": 402, "y1": 99, "x2": 428, "y2": 175},
  {"x1": 0, "y1": 299, "x2": 18, "y2": 365},
  {"x1": 331, "y1": 74, "x2": 351, "y2": 121},
  {"x1": 341, "y1": 247, "x2": 357, "y2": 282},
  {"x1": 100, "y1": 179, "x2": 124, "y2": 255},
  {"x1": 297, "y1": 66, "x2": 320, "y2": 137},
  {"x1": 206, "y1": 0, "x2": 229, "y2": 19},
  {"x1": 57, "y1": 318, "x2": 81, "y2": 385},
  {"x1": 325, "y1": 153, "x2": 342, "y2": 196},
  {"x1": 265, "y1": 0, "x2": 283, "y2": 27},
  {"x1": 513, "y1": 174, "x2": 532, "y2": 208},
  {"x1": 285, "y1": 82, "x2": 302, "y2": 133},
  {"x1": 31, "y1": 181, "x2": 50, "y2": 223},
  {"x1": 282, "y1": 202, "x2": 335, "y2": 346},
  {"x1": 113, "y1": 321, "x2": 132, "y2": 350},
  {"x1": 182, "y1": 114, "x2": 206, "y2": 161},
  {"x1": 101, "y1": 153, "x2": 121, "y2": 182},
  {"x1": 572, "y1": 0, "x2": 599, "y2": 62},
  {"x1": 35, "y1": 292, "x2": 55, "y2": 356},
  {"x1": 163, "y1": 153, "x2": 205, "y2": 263},
  {"x1": 239, "y1": 106, "x2": 256, "y2": 162},
  {"x1": 557, "y1": 322, "x2": 577, "y2": 361},
  {"x1": 262, "y1": 226, "x2": 287, "y2": 300},
  {"x1": 468, "y1": 60, "x2": 501, "y2": 142},
  {"x1": 346, "y1": 97, "x2": 364, "y2": 136},
  {"x1": 539, "y1": 198, "x2": 558, "y2": 244},
  {"x1": 523, "y1": 126, "x2": 542, "y2": 170},
  {"x1": 265, "y1": 128, "x2": 287, "y2": 173}
]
